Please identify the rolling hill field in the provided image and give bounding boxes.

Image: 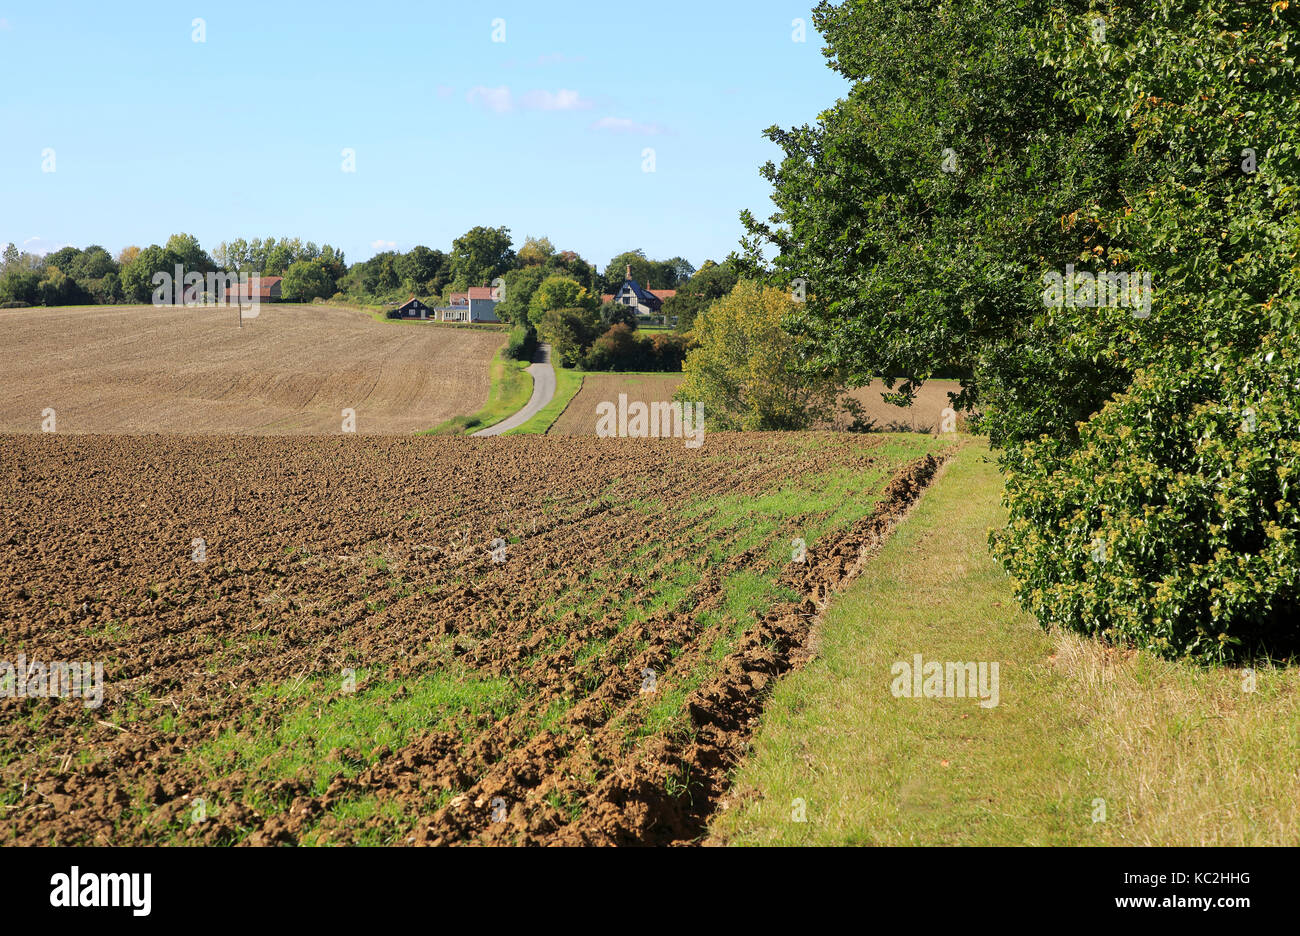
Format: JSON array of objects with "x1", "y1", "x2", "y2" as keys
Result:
[{"x1": 0, "y1": 304, "x2": 503, "y2": 434}]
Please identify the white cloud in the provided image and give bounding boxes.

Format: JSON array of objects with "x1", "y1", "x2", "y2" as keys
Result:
[
  {"x1": 520, "y1": 88, "x2": 592, "y2": 111},
  {"x1": 466, "y1": 85, "x2": 513, "y2": 113},
  {"x1": 0, "y1": 18, "x2": 11, "y2": 30},
  {"x1": 588, "y1": 116, "x2": 668, "y2": 136},
  {"x1": 370, "y1": 239, "x2": 397, "y2": 251},
  {"x1": 467, "y1": 86, "x2": 594, "y2": 114},
  {"x1": 21, "y1": 236, "x2": 66, "y2": 256}
]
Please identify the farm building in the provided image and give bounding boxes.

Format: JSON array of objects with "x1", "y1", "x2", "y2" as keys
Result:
[
  {"x1": 223, "y1": 275, "x2": 282, "y2": 303},
  {"x1": 394, "y1": 297, "x2": 431, "y2": 319},
  {"x1": 436, "y1": 284, "x2": 501, "y2": 323}
]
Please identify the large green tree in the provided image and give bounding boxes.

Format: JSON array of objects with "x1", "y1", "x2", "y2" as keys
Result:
[
  {"x1": 37, "y1": 267, "x2": 79, "y2": 306},
  {"x1": 397, "y1": 246, "x2": 448, "y2": 295},
  {"x1": 69, "y1": 245, "x2": 117, "y2": 283},
  {"x1": 495, "y1": 265, "x2": 546, "y2": 324},
  {"x1": 746, "y1": 0, "x2": 1300, "y2": 660},
  {"x1": 527, "y1": 274, "x2": 595, "y2": 325},
  {"x1": 988, "y1": 1, "x2": 1300, "y2": 662},
  {"x1": 517, "y1": 235, "x2": 556, "y2": 266},
  {"x1": 281, "y1": 260, "x2": 334, "y2": 302},
  {"x1": 165, "y1": 233, "x2": 213, "y2": 274},
  {"x1": 449, "y1": 225, "x2": 515, "y2": 291},
  {"x1": 740, "y1": 0, "x2": 1126, "y2": 438},
  {"x1": 119, "y1": 245, "x2": 186, "y2": 303},
  {"x1": 0, "y1": 268, "x2": 40, "y2": 304},
  {"x1": 602, "y1": 250, "x2": 683, "y2": 292}
]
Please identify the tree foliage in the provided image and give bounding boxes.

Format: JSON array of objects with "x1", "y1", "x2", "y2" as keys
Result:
[
  {"x1": 281, "y1": 259, "x2": 334, "y2": 302},
  {"x1": 449, "y1": 225, "x2": 515, "y2": 291},
  {"x1": 745, "y1": 0, "x2": 1300, "y2": 660},
  {"x1": 537, "y1": 306, "x2": 601, "y2": 367},
  {"x1": 662, "y1": 259, "x2": 738, "y2": 332},
  {"x1": 678, "y1": 282, "x2": 849, "y2": 430},
  {"x1": 528, "y1": 274, "x2": 594, "y2": 325}
]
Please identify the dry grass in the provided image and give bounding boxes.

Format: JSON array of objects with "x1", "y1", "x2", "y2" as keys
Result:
[
  {"x1": 1050, "y1": 632, "x2": 1300, "y2": 845},
  {"x1": 830, "y1": 379, "x2": 966, "y2": 432},
  {"x1": 547, "y1": 373, "x2": 684, "y2": 435},
  {"x1": 548, "y1": 373, "x2": 967, "y2": 435}
]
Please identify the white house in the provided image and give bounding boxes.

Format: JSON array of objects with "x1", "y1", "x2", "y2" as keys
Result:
[{"x1": 437, "y1": 285, "x2": 501, "y2": 322}]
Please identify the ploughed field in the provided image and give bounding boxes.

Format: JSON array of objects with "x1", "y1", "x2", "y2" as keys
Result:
[
  {"x1": 1, "y1": 432, "x2": 954, "y2": 845},
  {"x1": 0, "y1": 304, "x2": 502, "y2": 434}
]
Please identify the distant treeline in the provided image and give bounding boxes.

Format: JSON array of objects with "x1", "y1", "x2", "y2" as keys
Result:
[
  {"x1": 1, "y1": 229, "x2": 744, "y2": 372},
  {"x1": 0, "y1": 229, "x2": 723, "y2": 322}
]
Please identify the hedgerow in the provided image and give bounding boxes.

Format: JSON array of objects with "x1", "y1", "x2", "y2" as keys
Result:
[
  {"x1": 743, "y1": 0, "x2": 1300, "y2": 660},
  {"x1": 993, "y1": 338, "x2": 1300, "y2": 662}
]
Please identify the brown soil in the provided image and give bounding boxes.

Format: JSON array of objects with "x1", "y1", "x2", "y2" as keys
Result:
[
  {"x1": 548, "y1": 374, "x2": 966, "y2": 435},
  {"x1": 0, "y1": 304, "x2": 502, "y2": 434},
  {"x1": 834, "y1": 379, "x2": 966, "y2": 432},
  {"x1": 548, "y1": 374, "x2": 685, "y2": 436},
  {"x1": 0, "y1": 433, "x2": 951, "y2": 845}
]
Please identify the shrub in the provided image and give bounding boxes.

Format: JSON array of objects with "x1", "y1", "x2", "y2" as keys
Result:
[
  {"x1": 647, "y1": 332, "x2": 691, "y2": 371},
  {"x1": 679, "y1": 281, "x2": 854, "y2": 430},
  {"x1": 580, "y1": 325, "x2": 693, "y2": 372},
  {"x1": 504, "y1": 324, "x2": 537, "y2": 361},
  {"x1": 600, "y1": 301, "x2": 638, "y2": 329},
  {"x1": 992, "y1": 339, "x2": 1300, "y2": 663},
  {"x1": 0, "y1": 269, "x2": 41, "y2": 306},
  {"x1": 0, "y1": 300, "x2": 30, "y2": 309},
  {"x1": 583, "y1": 324, "x2": 646, "y2": 371},
  {"x1": 537, "y1": 307, "x2": 600, "y2": 367}
]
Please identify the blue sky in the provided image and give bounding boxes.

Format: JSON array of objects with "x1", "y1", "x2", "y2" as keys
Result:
[{"x1": 0, "y1": 1, "x2": 847, "y2": 271}]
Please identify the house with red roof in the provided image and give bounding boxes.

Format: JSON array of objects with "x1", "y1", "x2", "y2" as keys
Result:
[
  {"x1": 436, "y1": 284, "x2": 501, "y2": 323},
  {"x1": 223, "y1": 275, "x2": 282, "y2": 303}
]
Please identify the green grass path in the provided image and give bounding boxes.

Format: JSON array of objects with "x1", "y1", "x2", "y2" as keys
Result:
[
  {"x1": 710, "y1": 440, "x2": 1300, "y2": 845},
  {"x1": 505, "y1": 365, "x2": 583, "y2": 435},
  {"x1": 710, "y1": 441, "x2": 1085, "y2": 844}
]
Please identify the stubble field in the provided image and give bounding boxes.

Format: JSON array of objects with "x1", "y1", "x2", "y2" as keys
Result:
[
  {"x1": 0, "y1": 304, "x2": 502, "y2": 434},
  {"x1": 548, "y1": 373, "x2": 966, "y2": 435}
]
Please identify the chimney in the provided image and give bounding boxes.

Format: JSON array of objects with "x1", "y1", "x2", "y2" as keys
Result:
[{"x1": 626, "y1": 264, "x2": 631, "y2": 281}]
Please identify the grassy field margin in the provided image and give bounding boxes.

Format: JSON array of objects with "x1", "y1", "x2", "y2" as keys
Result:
[
  {"x1": 506, "y1": 366, "x2": 584, "y2": 435},
  {"x1": 423, "y1": 347, "x2": 532, "y2": 436},
  {"x1": 710, "y1": 440, "x2": 1300, "y2": 845}
]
